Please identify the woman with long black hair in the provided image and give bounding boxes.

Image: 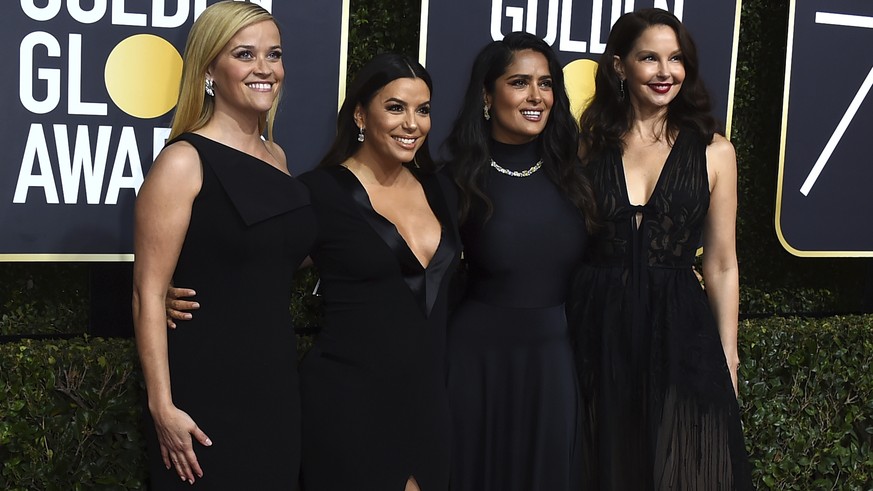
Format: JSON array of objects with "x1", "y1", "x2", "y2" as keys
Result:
[{"x1": 443, "y1": 32, "x2": 598, "y2": 491}]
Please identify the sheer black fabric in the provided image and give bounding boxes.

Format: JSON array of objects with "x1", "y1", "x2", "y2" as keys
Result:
[
  {"x1": 448, "y1": 139, "x2": 587, "y2": 491},
  {"x1": 297, "y1": 166, "x2": 460, "y2": 490},
  {"x1": 144, "y1": 133, "x2": 315, "y2": 489},
  {"x1": 569, "y1": 130, "x2": 753, "y2": 490}
]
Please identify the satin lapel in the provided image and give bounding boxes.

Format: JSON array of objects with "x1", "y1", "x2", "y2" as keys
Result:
[
  {"x1": 328, "y1": 166, "x2": 456, "y2": 317},
  {"x1": 415, "y1": 169, "x2": 457, "y2": 316}
]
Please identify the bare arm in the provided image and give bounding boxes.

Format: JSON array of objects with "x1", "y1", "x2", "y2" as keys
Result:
[
  {"x1": 132, "y1": 142, "x2": 211, "y2": 483},
  {"x1": 701, "y1": 134, "x2": 740, "y2": 397}
]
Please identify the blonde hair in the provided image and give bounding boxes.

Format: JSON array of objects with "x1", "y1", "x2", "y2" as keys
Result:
[{"x1": 169, "y1": 1, "x2": 280, "y2": 141}]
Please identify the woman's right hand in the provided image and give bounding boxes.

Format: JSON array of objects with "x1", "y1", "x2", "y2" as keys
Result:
[
  {"x1": 166, "y1": 286, "x2": 199, "y2": 328},
  {"x1": 152, "y1": 404, "x2": 212, "y2": 484}
]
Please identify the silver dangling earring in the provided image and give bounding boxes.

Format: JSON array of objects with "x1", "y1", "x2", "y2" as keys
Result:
[
  {"x1": 205, "y1": 78, "x2": 215, "y2": 97},
  {"x1": 357, "y1": 126, "x2": 365, "y2": 142},
  {"x1": 619, "y1": 79, "x2": 625, "y2": 101},
  {"x1": 483, "y1": 104, "x2": 491, "y2": 121}
]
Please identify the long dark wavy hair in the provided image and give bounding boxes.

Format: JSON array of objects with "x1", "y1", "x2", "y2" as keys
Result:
[
  {"x1": 579, "y1": 8, "x2": 718, "y2": 160},
  {"x1": 443, "y1": 32, "x2": 598, "y2": 230},
  {"x1": 319, "y1": 53, "x2": 435, "y2": 171}
]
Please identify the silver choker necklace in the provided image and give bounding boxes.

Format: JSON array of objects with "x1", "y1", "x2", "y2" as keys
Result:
[{"x1": 489, "y1": 158, "x2": 543, "y2": 178}]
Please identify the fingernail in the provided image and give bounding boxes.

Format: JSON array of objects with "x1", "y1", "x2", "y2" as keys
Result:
[
  {"x1": 192, "y1": 303, "x2": 200, "y2": 308},
  {"x1": 166, "y1": 464, "x2": 171, "y2": 470},
  {"x1": 205, "y1": 438, "x2": 212, "y2": 446},
  {"x1": 189, "y1": 479, "x2": 194, "y2": 485},
  {"x1": 180, "y1": 475, "x2": 187, "y2": 481}
]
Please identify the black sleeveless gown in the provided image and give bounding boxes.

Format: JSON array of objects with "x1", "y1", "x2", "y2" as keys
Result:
[
  {"x1": 447, "y1": 139, "x2": 587, "y2": 490},
  {"x1": 569, "y1": 130, "x2": 753, "y2": 490},
  {"x1": 144, "y1": 133, "x2": 315, "y2": 489},
  {"x1": 297, "y1": 166, "x2": 460, "y2": 490}
]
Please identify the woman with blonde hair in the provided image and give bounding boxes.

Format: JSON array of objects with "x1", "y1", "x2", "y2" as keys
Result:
[{"x1": 133, "y1": 2, "x2": 314, "y2": 488}]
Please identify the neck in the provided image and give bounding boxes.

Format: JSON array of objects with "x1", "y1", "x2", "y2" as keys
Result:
[
  {"x1": 628, "y1": 107, "x2": 669, "y2": 144},
  {"x1": 199, "y1": 109, "x2": 266, "y2": 149}
]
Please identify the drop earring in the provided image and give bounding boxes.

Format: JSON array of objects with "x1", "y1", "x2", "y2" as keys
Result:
[
  {"x1": 357, "y1": 126, "x2": 365, "y2": 142},
  {"x1": 619, "y1": 79, "x2": 625, "y2": 101},
  {"x1": 483, "y1": 104, "x2": 491, "y2": 121},
  {"x1": 205, "y1": 78, "x2": 215, "y2": 97}
]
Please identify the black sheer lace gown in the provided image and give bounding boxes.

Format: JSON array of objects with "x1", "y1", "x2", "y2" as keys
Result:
[
  {"x1": 447, "y1": 139, "x2": 587, "y2": 491},
  {"x1": 569, "y1": 130, "x2": 752, "y2": 490},
  {"x1": 297, "y1": 165, "x2": 460, "y2": 490}
]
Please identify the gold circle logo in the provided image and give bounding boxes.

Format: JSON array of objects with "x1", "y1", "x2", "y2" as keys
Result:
[
  {"x1": 563, "y1": 58, "x2": 599, "y2": 120},
  {"x1": 104, "y1": 34, "x2": 182, "y2": 119}
]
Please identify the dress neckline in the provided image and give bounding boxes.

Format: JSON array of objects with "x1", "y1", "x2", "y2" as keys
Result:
[
  {"x1": 336, "y1": 165, "x2": 445, "y2": 270},
  {"x1": 618, "y1": 131, "x2": 683, "y2": 208},
  {"x1": 184, "y1": 132, "x2": 292, "y2": 177},
  {"x1": 327, "y1": 165, "x2": 456, "y2": 317},
  {"x1": 490, "y1": 138, "x2": 541, "y2": 171}
]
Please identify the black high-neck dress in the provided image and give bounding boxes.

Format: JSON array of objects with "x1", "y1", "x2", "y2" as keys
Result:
[
  {"x1": 297, "y1": 166, "x2": 461, "y2": 490},
  {"x1": 569, "y1": 130, "x2": 753, "y2": 490},
  {"x1": 144, "y1": 133, "x2": 315, "y2": 489},
  {"x1": 447, "y1": 139, "x2": 588, "y2": 490}
]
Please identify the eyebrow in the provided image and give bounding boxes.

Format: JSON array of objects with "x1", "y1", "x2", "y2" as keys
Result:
[
  {"x1": 636, "y1": 49, "x2": 682, "y2": 56},
  {"x1": 231, "y1": 44, "x2": 282, "y2": 50},
  {"x1": 505, "y1": 73, "x2": 552, "y2": 79},
  {"x1": 383, "y1": 97, "x2": 431, "y2": 106}
]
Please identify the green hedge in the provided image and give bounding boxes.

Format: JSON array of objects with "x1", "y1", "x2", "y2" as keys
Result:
[
  {"x1": 0, "y1": 263, "x2": 88, "y2": 337},
  {"x1": 2, "y1": 315, "x2": 872, "y2": 489},
  {"x1": 740, "y1": 315, "x2": 873, "y2": 489},
  {"x1": 0, "y1": 337, "x2": 146, "y2": 490}
]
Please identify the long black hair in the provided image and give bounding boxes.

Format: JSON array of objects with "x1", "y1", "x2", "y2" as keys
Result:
[
  {"x1": 579, "y1": 8, "x2": 718, "y2": 160},
  {"x1": 319, "y1": 53, "x2": 435, "y2": 170},
  {"x1": 443, "y1": 32, "x2": 597, "y2": 230}
]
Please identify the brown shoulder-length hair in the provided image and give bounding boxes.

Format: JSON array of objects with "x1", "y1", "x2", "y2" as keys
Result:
[{"x1": 579, "y1": 8, "x2": 719, "y2": 160}]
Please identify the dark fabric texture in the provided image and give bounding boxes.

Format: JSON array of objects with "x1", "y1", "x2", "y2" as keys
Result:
[
  {"x1": 447, "y1": 139, "x2": 588, "y2": 491},
  {"x1": 297, "y1": 166, "x2": 460, "y2": 491},
  {"x1": 144, "y1": 133, "x2": 315, "y2": 490},
  {"x1": 569, "y1": 130, "x2": 753, "y2": 490}
]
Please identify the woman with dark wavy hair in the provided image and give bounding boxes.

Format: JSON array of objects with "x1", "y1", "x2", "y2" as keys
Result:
[
  {"x1": 571, "y1": 8, "x2": 752, "y2": 489},
  {"x1": 443, "y1": 31, "x2": 597, "y2": 490}
]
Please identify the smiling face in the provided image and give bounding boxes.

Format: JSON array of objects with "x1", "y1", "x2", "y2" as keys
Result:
[
  {"x1": 207, "y1": 19, "x2": 283, "y2": 117},
  {"x1": 354, "y1": 77, "x2": 432, "y2": 165},
  {"x1": 614, "y1": 24, "x2": 684, "y2": 115},
  {"x1": 486, "y1": 49, "x2": 554, "y2": 145}
]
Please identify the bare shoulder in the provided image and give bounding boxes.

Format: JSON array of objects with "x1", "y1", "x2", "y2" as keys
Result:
[
  {"x1": 154, "y1": 140, "x2": 200, "y2": 171},
  {"x1": 264, "y1": 140, "x2": 288, "y2": 168},
  {"x1": 145, "y1": 140, "x2": 202, "y2": 193},
  {"x1": 706, "y1": 134, "x2": 736, "y2": 167}
]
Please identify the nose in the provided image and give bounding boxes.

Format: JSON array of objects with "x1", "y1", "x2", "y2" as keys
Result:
[
  {"x1": 657, "y1": 60, "x2": 669, "y2": 78},
  {"x1": 254, "y1": 56, "x2": 271, "y2": 76},
  {"x1": 402, "y1": 111, "x2": 418, "y2": 131},
  {"x1": 527, "y1": 84, "x2": 542, "y2": 103}
]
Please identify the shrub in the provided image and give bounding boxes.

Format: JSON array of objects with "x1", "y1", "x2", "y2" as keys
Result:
[
  {"x1": 0, "y1": 263, "x2": 88, "y2": 337},
  {"x1": 0, "y1": 337, "x2": 145, "y2": 490},
  {"x1": 2, "y1": 316, "x2": 872, "y2": 489},
  {"x1": 740, "y1": 315, "x2": 873, "y2": 489}
]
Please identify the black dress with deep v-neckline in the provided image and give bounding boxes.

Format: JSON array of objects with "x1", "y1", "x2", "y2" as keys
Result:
[
  {"x1": 569, "y1": 130, "x2": 752, "y2": 490},
  {"x1": 297, "y1": 165, "x2": 460, "y2": 490}
]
